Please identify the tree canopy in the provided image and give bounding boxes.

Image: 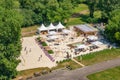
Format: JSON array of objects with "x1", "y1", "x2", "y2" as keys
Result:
[
  {"x1": 97, "y1": 0, "x2": 120, "y2": 22},
  {"x1": 0, "y1": 0, "x2": 23, "y2": 79},
  {"x1": 19, "y1": 0, "x2": 76, "y2": 27},
  {"x1": 105, "y1": 9, "x2": 120, "y2": 44},
  {"x1": 84, "y1": 0, "x2": 98, "y2": 18}
]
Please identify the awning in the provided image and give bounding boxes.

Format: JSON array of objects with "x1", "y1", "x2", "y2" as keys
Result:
[
  {"x1": 91, "y1": 41, "x2": 103, "y2": 46},
  {"x1": 87, "y1": 35, "x2": 98, "y2": 40},
  {"x1": 48, "y1": 31, "x2": 57, "y2": 35},
  {"x1": 76, "y1": 44, "x2": 87, "y2": 49},
  {"x1": 48, "y1": 35, "x2": 58, "y2": 40},
  {"x1": 62, "y1": 29, "x2": 71, "y2": 34}
]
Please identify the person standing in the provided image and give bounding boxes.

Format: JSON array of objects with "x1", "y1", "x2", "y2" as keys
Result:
[
  {"x1": 38, "y1": 55, "x2": 42, "y2": 61},
  {"x1": 40, "y1": 55, "x2": 42, "y2": 58},
  {"x1": 26, "y1": 50, "x2": 28, "y2": 54},
  {"x1": 38, "y1": 56, "x2": 41, "y2": 61},
  {"x1": 29, "y1": 48, "x2": 31, "y2": 52},
  {"x1": 24, "y1": 47, "x2": 27, "y2": 51}
]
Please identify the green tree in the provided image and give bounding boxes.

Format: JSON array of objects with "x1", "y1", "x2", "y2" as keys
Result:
[
  {"x1": 47, "y1": 0, "x2": 59, "y2": 22},
  {"x1": 21, "y1": 9, "x2": 35, "y2": 27},
  {"x1": 105, "y1": 9, "x2": 120, "y2": 44},
  {"x1": 0, "y1": 0, "x2": 20, "y2": 9},
  {"x1": 84, "y1": 0, "x2": 98, "y2": 18},
  {"x1": 0, "y1": 0, "x2": 23, "y2": 79},
  {"x1": 59, "y1": 0, "x2": 73, "y2": 23},
  {"x1": 19, "y1": 0, "x2": 74, "y2": 25},
  {"x1": 115, "y1": 32, "x2": 120, "y2": 41},
  {"x1": 19, "y1": 0, "x2": 47, "y2": 25},
  {"x1": 98, "y1": 0, "x2": 120, "y2": 22}
]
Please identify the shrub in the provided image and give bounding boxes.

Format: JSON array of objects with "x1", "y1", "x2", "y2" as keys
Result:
[
  {"x1": 56, "y1": 61, "x2": 59, "y2": 63},
  {"x1": 87, "y1": 17, "x2": 99, "y2": 23},
  {"x1": 37, "y1": 37, "x2": 41, "y2": 41},
  {"x1": 42, "y1": 42, "x2": 47, "y2": 46},
  {"x1": 48, "y1": 50, "x2": 54, "y2": 54}
]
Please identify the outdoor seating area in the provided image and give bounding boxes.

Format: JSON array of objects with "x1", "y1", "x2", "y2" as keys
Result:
[{"x1": 38, "y1": 24, "x2": 108, "y2": 62}]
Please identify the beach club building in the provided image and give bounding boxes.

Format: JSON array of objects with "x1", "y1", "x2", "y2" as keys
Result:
[{"x1": 74, "y1": 24, "x2": 98, "y2": 36}]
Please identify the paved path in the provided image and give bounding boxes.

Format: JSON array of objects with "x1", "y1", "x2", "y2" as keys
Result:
[{"x1": 31, "y1": 58, "x2": 120, "y2": 80}]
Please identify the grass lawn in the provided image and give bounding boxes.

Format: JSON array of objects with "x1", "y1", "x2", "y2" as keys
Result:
[
  {"x1": 52, "y1": 59, "x2": 82, "y2": 70},
  {"x1": 66, "y1": 4, "x2": 101, "y2": 26},
  {"x1": 15, "y1": 67, "x2": 50, "y2": 80},
  {"x1": 21, "y1": 25, "x2": 38, "y2": 37},
  {"x1": 75, "y1": 48, "x2": 120, "y2": 66},
  {"x1": 87, "y1": 66, "x2": 120, "y2": 80},
  {"x1": 94, "y1": 11, "x2": 101, "y2": 18},
  {"x1": 66, "y1": 4, "x2": 89, "y2": 26},
  {"x1": 67, "y1": 10, "x2": 101, "y2": 26},
  {"x1": 66, "y1": 17, "x2": 86, "y2": 26},
  {"x1": 73, "y1": 4, "x2": 88, "y2": 13}
]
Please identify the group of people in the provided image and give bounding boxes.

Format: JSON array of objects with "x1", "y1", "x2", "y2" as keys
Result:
[
  {"x1": 74, "y1": 48, "x2": 86, "y2": 55},
  {"x1": 24, "y1": 47, "x2": 31, "y2": 54},
  {"x1": 24, "y1": 46, "x2": 43, "y2": 61}
]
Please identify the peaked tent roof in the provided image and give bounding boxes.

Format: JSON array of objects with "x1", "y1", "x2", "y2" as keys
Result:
[
  {"x1": 48, "y1": 23, "x2": 56, "y2": 30},
  {"x1": 56, "y1": 22, "x2": 65, "y2": 29},
  {"x1": 38, "y1": 24, "x2": 48, "y2": 31}
]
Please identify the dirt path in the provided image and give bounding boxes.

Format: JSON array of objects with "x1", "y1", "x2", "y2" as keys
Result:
[{"x1": 72, "y1": 58, "x2": 85, "y2": 67}]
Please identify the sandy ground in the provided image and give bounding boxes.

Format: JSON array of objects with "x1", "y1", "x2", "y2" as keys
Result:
[{"x1": 16, "y1": 36, "x2": 56, "y2": 71}]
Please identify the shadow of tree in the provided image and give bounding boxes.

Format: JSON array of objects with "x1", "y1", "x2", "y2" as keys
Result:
[
  {"x1": 72, "y1": 13, "x2": 90, "y2": 22},
  {"x1": 72, "y1": 13, "x2": 81, "y2": 18},
  {"x1": 79, "y1": 14, "x2": 90, "y2": 23}
]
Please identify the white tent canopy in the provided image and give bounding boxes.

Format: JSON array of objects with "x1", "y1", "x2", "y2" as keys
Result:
[
  {"x1": 56, "y1": 22, "x2": 65, "y2": 29},
  {"x1": 48, "y1": 23, "x2": 56, "y2": 30},
  {"x1": 48, "y1": 31, "x2": 57, "y2": 35},
  {"x1": 48, "y1": 35, "x2": 58, "y2": 40},
  {"x1": 38, "y1": 24, "x2": 48, "y2": 32},
  {"x1": 87, "y1": 35, "x2": 98, "y2": 41},
  {"x1": 91, "y1": 41, "x2": 103, "y2": 46},
  {"x1": 62, "y1": 29, "x2": 71, "y2": 34},
  {"x1": 76, "y1": 44, "x2": 87, "y2": 49}
]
